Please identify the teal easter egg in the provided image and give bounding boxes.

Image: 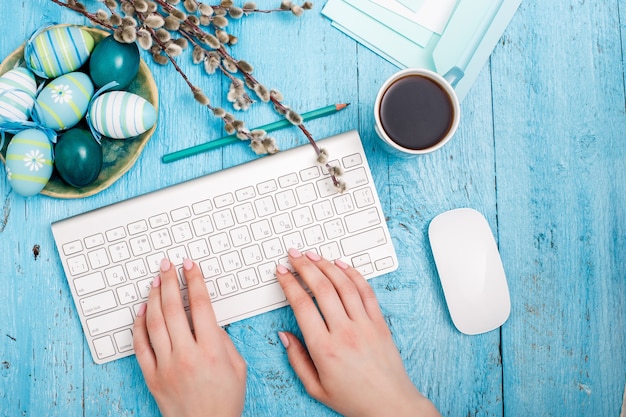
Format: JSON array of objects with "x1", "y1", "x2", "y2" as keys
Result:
[
  {"x1": 0, "y1": 67, "x2": 37, "y2": 123},
  {"x1": 89, "y1": 36, "x2": 140, "y2": 90},
  {"x1": 26, "y1": 26, "x2": 95, "y2": 78},
  {"x1": 35, "y1": 72, "x2": 94, "y2": 131},
  {"x1": 5, "y1": 129, "x2": 53, "y2": 197},
  {"x1": 88, "y1": 91, "x2": 156, "y2": 139},
  {"x1": 54, "y1": 128, "x2": 102, "y2": 187}
]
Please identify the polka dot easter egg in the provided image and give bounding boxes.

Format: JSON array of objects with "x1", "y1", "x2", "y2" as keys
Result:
[
  {"x1": 0, "y1": 67, "x2": 37, "y2": 123},
  {"x1": 25, "y1": 25, "x2": 95, "y2": 79},
  {"x1": 5, "y1": 129, "x2": 53, "y2": 197},
  {"x1": 35, "y1": 72, "x2": 94, "y2": 131},
  {"x1": 88, "y1": 91, "x2": 157, "y2": 139}
]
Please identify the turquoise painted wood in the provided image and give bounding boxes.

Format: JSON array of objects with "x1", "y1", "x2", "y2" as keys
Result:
[{"x1": 0, "y1": 1, "x2": 624, "y2": 416}]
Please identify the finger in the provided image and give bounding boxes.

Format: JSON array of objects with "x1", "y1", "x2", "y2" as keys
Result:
[
  {"x1": 144, "y1": 274, "x2": 173, "y2": 358},
  {"x1": 159, "y1": 258, "x2": 194, "y2": 348},
  {"x1": 303, "y1": 252, "x2": 369, "y2": 322},
  {"x1": 132, "y1": 303, "x2": 156, "y2": 374},
  {"x1": 335, "y1": 259, "x2": 384, "y2": 322},
  {"x1": 219, "y1": 329, "x2": 247, "y2": 380},
  {"x1": 278, "y1": 331, "x2": 327, "y2": 402},
  {"x1": 183, "y1": 258, "x2": 222, "y2": 345},
  {"x1": 276, "y1": 263, "x2": 327, "y2": 339},
  {"x1": 287, "y1": 249, "x2": 349, "y2": 327}
]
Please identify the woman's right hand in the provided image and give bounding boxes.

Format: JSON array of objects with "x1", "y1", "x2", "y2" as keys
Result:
[{"x1": 276, "y1": 249, "x2": 440, "y2": 417}]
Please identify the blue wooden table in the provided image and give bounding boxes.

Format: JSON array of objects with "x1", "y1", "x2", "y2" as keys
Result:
[{"x1": 1, "y1": 1, "x2": 624, "y2": 416}]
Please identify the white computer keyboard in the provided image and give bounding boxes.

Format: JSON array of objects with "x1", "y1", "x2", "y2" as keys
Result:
[{"x1": 51, "y1": 130, "x2": 398, "y2": 364}]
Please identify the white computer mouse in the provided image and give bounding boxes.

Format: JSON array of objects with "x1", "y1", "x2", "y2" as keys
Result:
[{"x1": 428, "y1": 208, "x2": 510, "y2": 335}]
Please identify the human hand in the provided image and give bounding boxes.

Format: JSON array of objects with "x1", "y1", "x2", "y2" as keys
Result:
[
  {"x1": 276, "y1": 249, "x2": 440, "y2": 417},
  {"x1": 133, "y1": 258, "x2": 247, "y2": 417}
]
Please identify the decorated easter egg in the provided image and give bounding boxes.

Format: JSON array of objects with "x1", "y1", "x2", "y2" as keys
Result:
[
  {"x1": 54, "y1": 128, "x2": 102, "y2": 187},
  {"x1": 0, "y1": 67, "x2": 37, "y2": 123},
  {"x1": 4, "y1": 129, "x2": 53, "y2": 197},
  {"x1": 88, "y1": 91, "x2": 157, "y2": 139},
  {"x1": 26, "y1": 25, "x2": 95, "y2": 78},
  {"x1": 89, "y1": 35, "x2": 140, "y2": 90},
  {"x1": 35, "y1": 72, "x2": 94, "y2": 131}
]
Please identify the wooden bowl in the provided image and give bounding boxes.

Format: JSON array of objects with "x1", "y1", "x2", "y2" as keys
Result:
[{"x1": 0, "y1": 24, "x2": 158, "y2": 198}]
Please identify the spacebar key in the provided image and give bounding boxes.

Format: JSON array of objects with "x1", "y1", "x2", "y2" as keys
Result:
[{"x1": 212, "y1": 282, "x2": 287, "y2": 325}]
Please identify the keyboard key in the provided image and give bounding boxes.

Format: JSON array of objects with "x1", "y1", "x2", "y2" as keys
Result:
[
  {"x1": 353, "y1": 187, "x2": 375, "y2": 208},
  {"x1": 296, "y1": 183, "x2": 317, "y2": 204},
  {"x1": 262, "y1": 238, "x2": 284, "y2": 259},
  {"x1": 303, "y1": 225, "x2": 325, "y2": 246},
  {"x1": 220, "y1": 251, "x2": 242, "y2": 273},
  {"x1": 88, "y1": 248, "x2": 110, "y2": 269},
  {"x1": 116, "y1": 283, "x2": 139, "y2": 305},
  {"x1": 282, "y1": 231, "x2": 304, "y2": 251},
  {"x1": 80, "y1": 290, "x2": 117, "y2": 316},
  {"x1": 74, "y1": 271, "x2": 106, "y2": 296},
  {"x1": 271, "y1": 213, "x2": 293, "y2": 234},
  {"x1": 172, "y1": 222, "x2": 193, "y2": 243},
  {"x1": 188, "y1": 239, "x2": 210, "y2": 259},
  {"x1": 299, "y1": 166, "x2": 320, "y2": 181},
  {"x1": 109, "y1": 242, "x2": 131, "y2": 263},
  {"x1": 230, "y1": 225, "x2": 252, "y2": 247},
  {"x1": 233, "y1": 203, "x2": 255, "y2": 223},
  {"x1": 84, "y1": 234, "x2": 105, "y2": 249},
  {"x1": 255, "y1": 196, "x2": 276, "y2": 217},
  {"x1": 344, "y1": 207, "x2": 381, "y2": 233},
  {"x1": 206, "y1": 281, "x2": 218, "y2": 299},
  {"x1": 251, "y1": 219, "x2": 272, "y2": 240},
  {"x1": 278, "y1": 172, "x2": 299, "y2": 188},
  {"x1": 127, "y1": 220, "x2": 148, "y2": 235},
  {"x1": 217, "y1": 275, "x2": 238, "y2": 295},
  {"x1": 192, "y1": 216, "x2": 214, "y2": 236},
  {"x1": 93, "y1": 336, "x2": 116, "y2": 359},
  {"x1": 235, "y1": 186, "x2": 256, "y2": 201},
  {"x1": 147, "y1": 252, "x2": 165, "y2": 273},
  {"x1": 312, "y1": 200, "x2": 334, "y2": 221},
  {"x1": 340, "y1": 227, "x2": 387, "y2": 256},
  {"x1": 333, "y1": 194, "x2": 355, "y2": 215},
  {"x1": 342, "y1": 153, "x2": 363, "y2": 168},
  {"x1": 213, "y1": 209, "x2": 235, "y2": 230},
  {"x1": 87, "y1": 308, "x2": 134, "y2": 336},
  {"x1": 320, "y1": 242, "x2": 341, "y2": 260},
  {"x1": 105, "y1": 227, "x2": 127, "y2": 242},
  {"x1": 149, "y1": 213, "x2": 169, "y2": 228},
  {"x1": 167, "y1": 246, "x2": 189, "y2": 265},
  {"x1": 114, "y1": 329, "x2": 134, "y2": 352},
  {"x1": 237, "y1": 268, "x2": 259, "y2": 289},
  {"x1": 316, "y1": 177, "x2": 338, "y2": 198},
  {"x1": 208, "y1": 232, "x2": 231, "y2": 254},
  {"x1": 171, "y1": 206, "x2": 192, "y2": 221},
  {"x1": 375, "y1": 256, "x2": 395, "y2": 271},
  {"x1": 192, "y1": 199, "x2": 212, "y2": 214},
  {"x1": 323, "y1": 219, "x2": 345, "y2": 239},
  {"x1": 258, "y1": 261, "x2": 277, "y2": 282},
  {"x1": 214, "y1": 193, "x2": 235, "y2": 208},
  {"x1": 200, "y1": 258, "x2": 221, "y2": 278},
  {"x1": 67, "y1": 254, "x2": 89, "y2": 276},
  {"x1": 275, "y1": 189, "x2": 297, "y2": 211},
  {"x1": 343, "y1": 167, "x2": 368, "y2": 188},
  {"x1": 126, "y1": 259, "x2": 148, "y2": 279},
  {"x1": 257, "y1": 179, "x2": 277, "y2": 194},
  {"x1": 241, "y1": 244, "x2": 263, "y2": 265},
  {"x1": 129, "y1": 235, "x2": 151, "y2": 256},
  {"x1": 105, "y1": 265, "x2": 127, "y2": 286},
  {"x1": 62, "y1": 240, "x2": 83, "y2": 255},
  {"x1": 292, "y1": 206, "x2": 314, "y2": 227},
  {"x1": 150, "y1": 229, "x2": 172, "y2": 250},
  {"x1": 211, "y1": 282, "x2": 287, "y2": 324}
]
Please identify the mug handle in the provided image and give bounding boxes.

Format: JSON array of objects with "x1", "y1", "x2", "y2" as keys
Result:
[{"x1": 443, "y1": 66, "x2": 464, "y2": 88}]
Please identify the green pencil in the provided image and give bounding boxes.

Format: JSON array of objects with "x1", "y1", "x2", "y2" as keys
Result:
[{"x1": 161, "y1": 103, "x2": 349, "y2": 163}]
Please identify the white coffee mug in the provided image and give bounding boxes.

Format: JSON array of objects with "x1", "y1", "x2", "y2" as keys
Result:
[{"x1": 374, "y1": 67, "x2": 461, "y2": 157}]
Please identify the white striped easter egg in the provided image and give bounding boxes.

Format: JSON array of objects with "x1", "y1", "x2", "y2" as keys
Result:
[
  {"x1": 0, "y1": 67, "x2": 37, "y2": 123},
  {"x1": 26, "y1": 26, "x2": 95, "y2": 78},
  {"x1": 88, "y1": 91, "x2": 157, "y2": 139},
  {"x1": 5, "y1": 128, "x2": 53, "y2": 197},
  {"x1": 35, "y1": 72, "x2": 94, "y2": 131}
]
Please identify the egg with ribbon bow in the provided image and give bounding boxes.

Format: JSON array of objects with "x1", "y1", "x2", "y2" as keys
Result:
[
  {"x1": 54, "y1": 128, "x2": 102, "y2": 187},
  {"x1": 0, "y1": 67, "x2": 38, "y2": 124},
  {"x1": 35, "y1": 71, "x2": 94, "y2": 131},
  {"x1": 88, "y1": 91, "x2": 157, "y2": 139},
  {"x1": 25, "y1": 25, "x2": 95, "y2": 79},
  {"x1": 4, "y1": 128, "x2": 54, "y2": 197},
  {"x1": 89, "y1": 35, "x2": 140, "y2": 90}
]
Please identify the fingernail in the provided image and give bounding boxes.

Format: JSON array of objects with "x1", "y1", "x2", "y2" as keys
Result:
[
  {"x1": 137, "y1": 303, "x2": 147, "y2": 317},
  {"x1": 152, "y1": 275, "x2": 161, "y2": 288},
  {"x1": 278, "y1": 332, "x2": 290, "y2": 349},
  {"x1": 288, "y1": 248, "x2": 302, "y2": 258},
  {"x1": 276, "y1": 264, "x2": 289, "y2": 274},
  {"x1": 334, "y1": 259, "x2": 350, "y2": 270},
  {"x1": 305, "y1": 251, "x2": 321, "y2": 261},
  {"x1": 160, "y1": 258, "x2": 171, "y2": 272},
  {"x1": 183, "y1": 258, "x2": 193, "y2": 271}
]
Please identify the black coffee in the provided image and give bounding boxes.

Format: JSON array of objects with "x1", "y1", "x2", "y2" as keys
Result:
[{"x1": 379, "y1": 75, "x2": 454, "y2": 151}]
